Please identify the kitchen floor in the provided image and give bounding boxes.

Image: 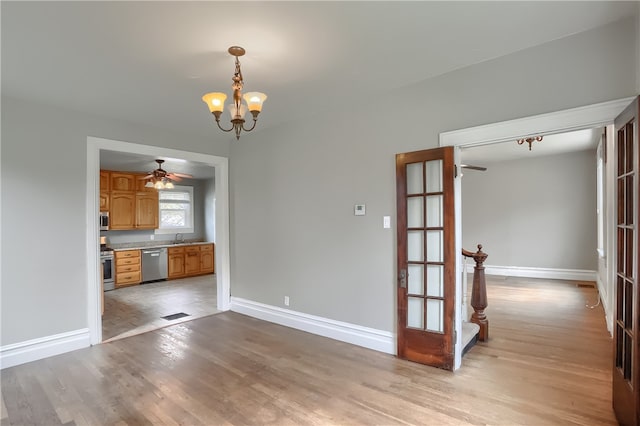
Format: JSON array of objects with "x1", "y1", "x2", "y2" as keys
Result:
[{"x1": 102, "y1": 274, "x2": 219, "y2": 342}]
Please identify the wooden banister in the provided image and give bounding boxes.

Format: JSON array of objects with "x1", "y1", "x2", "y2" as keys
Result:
[{"x1": 462, "y1": 244, "x2": 489, "y2": 341}]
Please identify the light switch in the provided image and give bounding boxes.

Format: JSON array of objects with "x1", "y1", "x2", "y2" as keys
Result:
[{"x1": 383, "y1": 216, "x2": 391, "y2": 229}]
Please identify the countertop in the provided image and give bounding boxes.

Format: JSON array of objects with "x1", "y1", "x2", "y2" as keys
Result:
[{"x1": 110, "y1": 241, "x2": 213, "y2": 251}]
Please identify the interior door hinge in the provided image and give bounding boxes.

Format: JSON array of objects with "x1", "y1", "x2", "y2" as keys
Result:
[{"x1": 454, "y1": 165, "x2": 458, "y2": 178}]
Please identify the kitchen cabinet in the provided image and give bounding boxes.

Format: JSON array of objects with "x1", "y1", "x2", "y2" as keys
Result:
[
  {"x1": 184, "y1": 246, "x2": 201, "y2": 275},
  {"x1": 200, "y1": 244, "x2": 215, "y2": 273},
  {"x1": 135, "y1": 192, "x2": 159, "y2": 229},
  {"x1": 111, "y1": 172, "x2": 136, "y2": 191},
  {"x1": 115, "y1": 250, "x2": 141, "y2": 287},
  {"x1": 109, "y1": 190, "x2": 158, "y2": 230},
  {"x1": 168, "y1": 247, "x2": 185, "y2": 278},
  {"x1": 100, "y1": 170, "x2": 158, "y2": 230},
  {"x1": 110, "y1": 191, "x2": 135, "y2": 229},
  {"x1": 100, "y1": 171, "x2": 110, "y2": 192},
  {"x1": 99, "y1": 192, "x2": 110, "y2": 211},
  {"x1": 167, "y1": 243, "x2": 215, "y2": 279}
]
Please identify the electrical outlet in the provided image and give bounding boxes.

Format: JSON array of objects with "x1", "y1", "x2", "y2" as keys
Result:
[
  {"x1": 150, "y1": 235, "x2": 154, "y2": 240},
  {"x1": 284, "y1": 296, "x2": 290, "y2": 306}
]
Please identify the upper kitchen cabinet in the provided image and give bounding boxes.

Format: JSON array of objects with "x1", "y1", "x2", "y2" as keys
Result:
[
  {"x1": 135, "y1": 192, "x2": 159, "y2": 229},
  {"x1": 110, "y1": 191, "x2": 135, "y2": 229},
  {"x1": 101, "y1": 169, "x2": 160, "y2": 230},
  {"x1": 99, "y1": 192, "x2": 110, "y2": 211},
  {"x1": 111, "y1": 172, "x2": 136, "y2": 191},
  {"x1": 100, "y1": 171, "x2": 111, "y2": 192}
]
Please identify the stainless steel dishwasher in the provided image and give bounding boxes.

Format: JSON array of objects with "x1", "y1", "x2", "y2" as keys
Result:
[{"x1": 141, "y1": 248, "x2": 168, "y2": 282}]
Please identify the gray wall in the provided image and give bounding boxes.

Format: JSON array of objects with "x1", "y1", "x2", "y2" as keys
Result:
[
  {"x1": 461, "y1": 150, "x2": 598, "y2": 270},
  {"x1": 103, "y1": 178, "x2": 210, "y2": 245},
  {"x1": 229, "y1": 18, "x2": 637, "y2": 333},
  {"x1": 1, "y1": 97, "x2": 229, "y2": 346}
]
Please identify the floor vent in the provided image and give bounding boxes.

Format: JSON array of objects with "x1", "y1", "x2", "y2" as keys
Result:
[{"x1": 162, "y1": 312, "x2": 190, "y2": 321}]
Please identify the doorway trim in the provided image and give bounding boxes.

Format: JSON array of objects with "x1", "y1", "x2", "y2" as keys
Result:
[
  {"x1": 86, "y1": 136, "x2": 231, "y2": 345},
  {"x1": 439, "y1": 96, "x2": 634, "y2": 369}
]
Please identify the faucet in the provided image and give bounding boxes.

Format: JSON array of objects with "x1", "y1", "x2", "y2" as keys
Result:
[{"x1": 174, "y1": 233, "x2": 184, "y2": 244}]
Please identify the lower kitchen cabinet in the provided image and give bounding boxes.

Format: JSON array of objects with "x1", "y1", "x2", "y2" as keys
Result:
[
  {"x1": 168, "y1": 247, "x2": 185, "y2": 278},
  {"x1": 200, "y1": 244, "x2": 215, "y2": 273},
  {"x1": 167, "y1": 243, "x2": 215, "y2": 279},
  {"x1": 184, "y1": 246, "x2": 201, "y2": 275},
  {"x1": 115, "y1": 250, "x2": 141, "y2": 287}
]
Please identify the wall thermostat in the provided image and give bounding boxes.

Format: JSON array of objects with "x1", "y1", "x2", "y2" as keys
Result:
[{"x1": 354, "y1": 204, "x2": 366, "y2": 216}]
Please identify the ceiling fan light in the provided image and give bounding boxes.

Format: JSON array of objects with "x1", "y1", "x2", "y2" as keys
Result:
[
  {"x1": 164, "y1": 181, "x2": 174, "y2": 189},
  {"x1": 243, "y1": 92, "x2": 267, "y2": 112},
  {"x1": 202, "y1": 92, "x2": 227, "y2": 113},
  {"x1": 154, "y1": 181, "x2": 164, "y2": 189},
  {"x1": 145, "y1": 181, "x2": 154, "y2": 188}
]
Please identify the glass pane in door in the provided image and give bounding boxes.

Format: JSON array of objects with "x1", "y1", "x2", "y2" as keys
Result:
[
  {"x1": 426, "y1": 299, "x2": 443, "y2": 332},
  {"x1": 407, "y1": 297, "x2": 424, "y2": 328},
  {"x1": 426, "y1": 230, "x2": 443, "y2": 262},
  {"x1": 426, "y1": 195, "x2": 443, "y2": 227},
  {"x1": 407, "y1": 231, "x2": 424, "y2": 262},
  {"x1": 407, "y1": 197, "x2": 424, "y2": 228},
  {"x1": 408, "y1": 264, "x2": 424, "y2": 295},
  {"x1": 426, "y1": 265, "x2": 444, "y2": 297},
  {"x1": 425, "y1": 160, "x2": 442, "y2": 193},
  {"x1": 407, "y1": 163, "x2": 423, "y2": 195}
]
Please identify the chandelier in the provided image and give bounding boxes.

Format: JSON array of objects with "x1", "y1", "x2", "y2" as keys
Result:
[
  {"x1": 202, "y1": 46, "x2": 267, "y2": 140},
  {"x1": 517, "y1": 135, "x2": 543, "y2": 151}
]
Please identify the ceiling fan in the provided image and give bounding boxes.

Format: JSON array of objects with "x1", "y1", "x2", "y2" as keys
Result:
[
  {"x1": 140, "y1": 159, "x2": 193, "y2": 181},
  {"x1": 460, "y1": 164, "x2": 487, "y2": 171},
  {"x1": 139, "y1": 159, "x2": 193, "y2": 189}
]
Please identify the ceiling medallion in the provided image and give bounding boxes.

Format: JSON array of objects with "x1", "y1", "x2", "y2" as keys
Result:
[
  {"x1": 516, "y1": 136, "x2": 543, "y2": 151},
  {"x1": 202, "y1": 46, "x2": 267, "y2": 140}
]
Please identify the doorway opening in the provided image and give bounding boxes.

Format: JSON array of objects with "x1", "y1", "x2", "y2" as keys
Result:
[
  {"x1": 86, "y1": 137, "x2": 231, "y2": 345},
  {"x1": 439, "y1": 96, "x2": 633, "y2": 369}
]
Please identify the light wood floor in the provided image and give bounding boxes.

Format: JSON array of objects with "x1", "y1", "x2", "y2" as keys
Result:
[
  {"x1": 2, "y1": 276, "x2": 615, "y2": 425},
  {"x1": 102, "y1": 275, "x2": 219, "y2": 342}
]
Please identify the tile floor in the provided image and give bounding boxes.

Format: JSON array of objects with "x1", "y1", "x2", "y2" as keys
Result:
[{"x1": 102, "y1": 274, "x2": 219, "y2": 342}]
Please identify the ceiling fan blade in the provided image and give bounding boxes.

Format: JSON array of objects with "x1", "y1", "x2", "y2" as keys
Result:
[
  {"x1": 460, "y1": 164, "x2": 487, "y2": 171},
  {"x1": 170, "y1": 172, "x2": 193, "y2": 178},
  {"x1": 138, "y1": 174, "x2": 154, "y2": 179},
  {"x1": 167, "y1": 174, "x2": 183, "y2": 182}
]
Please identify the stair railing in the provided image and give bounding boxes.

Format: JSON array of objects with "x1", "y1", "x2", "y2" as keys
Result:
[{"x1": 462, "y1": 244, "x2": 489, "y2": 341}]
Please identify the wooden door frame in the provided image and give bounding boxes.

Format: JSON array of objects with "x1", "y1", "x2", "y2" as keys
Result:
[
  {"x1": 439, "y1": 97, "x2": 634, "y2": 370},
  {"x1": 86, "y1": 137, "x2": 231, "y2": 345}
]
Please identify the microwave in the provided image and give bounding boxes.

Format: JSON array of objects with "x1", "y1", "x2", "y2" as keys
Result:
[{"x1": 99, "y1": 211, "x2": 109, "y2": 230}]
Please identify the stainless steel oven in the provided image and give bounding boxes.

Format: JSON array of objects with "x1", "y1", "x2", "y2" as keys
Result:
[{"x1": 100, "y1": 250, "x2": 115, "y2": 291}]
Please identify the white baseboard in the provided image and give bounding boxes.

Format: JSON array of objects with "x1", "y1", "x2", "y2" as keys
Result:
[
  {"x1": 0, "y1": 328, "x2": 91, "y2": 369},
  {"x1": 596, "y1": 275, "x2": 614, "y2": 336},
  {"x1": 230, "y1": 297, "x2": 396, "y2": 355},
  {"x1": 482, "y1": 265, "x2": 597, "y2": 281}
]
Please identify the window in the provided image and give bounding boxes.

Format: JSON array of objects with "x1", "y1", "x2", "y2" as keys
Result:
[{"x1": 156, "y1": 185, "x2": 194, "y2": 234}]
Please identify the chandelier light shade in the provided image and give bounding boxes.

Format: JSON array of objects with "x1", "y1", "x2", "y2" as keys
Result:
[
  {"x1": 202, "y1": 46, "x2": 267, "y2": 140},
  {"x1": 517, "y1": 135, "x2": 543, "y2": 151}
]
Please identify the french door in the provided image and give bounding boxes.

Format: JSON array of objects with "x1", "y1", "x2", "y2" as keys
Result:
[
  {"x1": 396, "y1": 147, "x2": 455, "y2": 370},
  {"x1": 613, "y1": 96, "x2": 640, "y2": 426}
]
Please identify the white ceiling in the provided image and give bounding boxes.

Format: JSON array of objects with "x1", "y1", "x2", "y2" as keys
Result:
[
  {"x1": 460, "y1": 128, "x2": 603, "y2": 167},
  {"x1": 100, "y1": 150, "x2": 215, "y2": 179},
  {"x1": 2, "y1": 1, "x2": 635, "y2": 172}
]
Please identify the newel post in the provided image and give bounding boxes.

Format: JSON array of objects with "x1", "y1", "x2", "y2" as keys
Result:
[{"x1": 463, "y1": 244, "x2": 489, "y2": 341}]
